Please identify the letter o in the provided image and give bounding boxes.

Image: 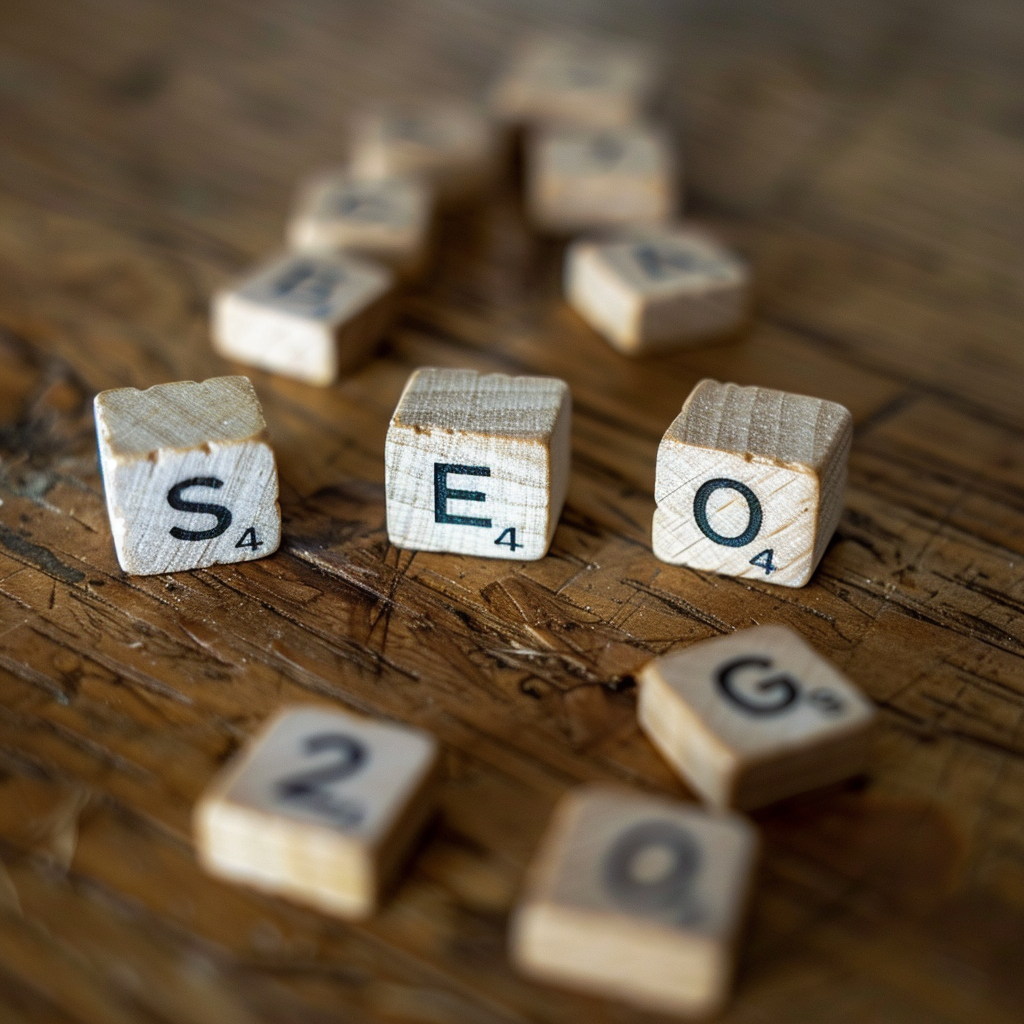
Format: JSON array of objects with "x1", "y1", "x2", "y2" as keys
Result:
[
  {"x1": 693, "y1": 478, "x2": 762, "y2": 548},
  {"x1": 603, "y1": 820, "x2": 702, "y2": 915}
]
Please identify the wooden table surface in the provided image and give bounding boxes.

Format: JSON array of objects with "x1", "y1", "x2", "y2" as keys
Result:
[{"x1": 2, "y1": 1, "x2": 1024, "y2": 1021}]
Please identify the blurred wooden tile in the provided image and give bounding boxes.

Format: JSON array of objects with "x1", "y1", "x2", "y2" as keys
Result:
[
  {"x1": 527, "y1": 125, "x2": 677, "y2": 233},
  {"x1": 510, "y1": 785, "x2": 758, "y2": 1015},
  {"x1": 195, "y1": 706, "x2": 440, "y2": 919},
  {"x1": 212, "y1": 251, "x2": 394, "y2": 386},
  {"x1": 348, "y1": 100, "x2": 495, "y2": 201},
  {"x1": 287, "y1": 171, "x2": 433, "y2": 278},
  {"x1": 491, "y1": 32, "x2": 655, "y2": 128},
  {"x1": 565, "y1": 225, "x2": 750, "y2": 354},
  {"x1": 638, "y1": 625, "x2": 877, "y2": 809}
]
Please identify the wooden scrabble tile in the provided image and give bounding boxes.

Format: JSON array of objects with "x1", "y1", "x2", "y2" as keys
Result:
[
  {"x1": 491, "y1": 32, "x2": 655, "y2": 128},
  {"x1": 212, "y1": 251, "x2": 394, "y2": 386},
  {"x1": 384, "y1": 368, "x2": 571, "y2": 560},
  {"x1": 94, "y1": 376, "x2": 280, "y2": 576},
  {"x1": 565, "y1": 226, "x2": 749, "y2": 354},
  {"x1": 194, "y1": 705, "x2": 439, "y2": 919},
  {"x1": 287, "y1": 171, "x2": 433, "y2": 278},
  {"x1": 348, "y1": 100, "x2": 495, "y2": 201},
  {"x1": 653, "y1": 379, "x2": 852, "y2": 587},
  {"x1": 638, "y1": 625, "x2": 876, "y2": 810},
  {"x1": 526, "y1": 125, "x2": 677, "y2": 233},
  {"x1": 510, "y1": 785, "x2": 758, "y2": 1016}
]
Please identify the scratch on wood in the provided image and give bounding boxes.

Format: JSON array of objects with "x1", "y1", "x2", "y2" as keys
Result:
[{"x1": 0, "y1": 524, "x2": 85, "y2": 584}]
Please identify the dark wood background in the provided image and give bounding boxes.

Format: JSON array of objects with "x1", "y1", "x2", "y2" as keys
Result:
[{"x1": 1, "y1": 0, "x2": 1023, "y2": 1021}]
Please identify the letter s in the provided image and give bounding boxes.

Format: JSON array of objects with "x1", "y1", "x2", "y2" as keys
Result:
[{"x1": 167, "y1": 477, "x2": 233, "y2": 541}]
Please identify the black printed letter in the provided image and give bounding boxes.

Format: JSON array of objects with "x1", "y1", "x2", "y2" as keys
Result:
[
  {"x1": 434, "y1": 464, "x2": 492, "y2": 527},
  {"x1": 715, "y1": 656, "x2": 800, "y2": 716},
  {"x1": 693, "y1": 478, "x2": 762, "y2": 548},
  {"x1": 167, "y1": 478, "x2": 232, "y2": 541},
  {"x1": 604, "y1": 820, "x2": 703, "y2": 920}
]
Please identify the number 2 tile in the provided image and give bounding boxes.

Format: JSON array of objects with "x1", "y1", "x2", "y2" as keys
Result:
[
  {"x1": 94, "y1": 375, "x2": 280, "y2": 576},
  {"x1": 510, "y1": 785, "x2": 758, "y2": 1016},
  {"x1": 638, "y1": 625, "x2": 876, "y2": 809},
  {"x1": 194, "y1": 706, "x2": 439, "y2": 919},
  {"x1": 384, "y1": 368, "x2": 572, "y2": 561}
]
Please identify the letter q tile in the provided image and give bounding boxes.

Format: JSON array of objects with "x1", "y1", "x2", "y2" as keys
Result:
[{"x1": 511, "y1": 785, "x2": 758, "y2": 1016}]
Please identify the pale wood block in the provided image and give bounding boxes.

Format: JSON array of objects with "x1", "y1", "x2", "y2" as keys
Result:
[
  {"x1": 286, "y1": 171, "x2": 433, "y2": 279},
  {"x1": 491, "y1": 32, "x2": 656, "y2": 128},
  {"x1": 212, "y1": 251, "x2": 394, "y2": 386},
  {"x1": 384, "y1": 368, "x2": 571, "y2": 561},
  {"x1": 194, "y1": 705, "x2": 440, "y2": 919},
  {"x1": 565, "y1": 226, "x2": 749, "y2": 354},
  {"x1": 510, "y1": 785, "x2": 758, "y2": 1016},
  {"x1": 348, "y1": 100, "x2": 495, "y2": 201},
  {"x1": 94, "y1": 376, "x2": 281, "y2": 576},
  {"x1": 638, "y1": 625, "x2": 877, "y2": 810},
  {"x1": 653, "y1": 379, "x2": 852, "y2": 587},
  {"x1": 526, "y1": 125, "x2": 677, "y2": 234}
]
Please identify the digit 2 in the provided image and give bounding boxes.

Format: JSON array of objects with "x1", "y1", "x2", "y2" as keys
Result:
[{"x1": 276, "y1": 733, "x2": 368, "y2": 825}]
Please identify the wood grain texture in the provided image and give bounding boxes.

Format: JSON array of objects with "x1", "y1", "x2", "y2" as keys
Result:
[
  {"x1": 94, "y1": 376, "x2": 281, "y2": 575},
  {"x1": 654, "y1": 379, "x2": 852, "y2": 586},
  {"x1": 0, "y1": 0, "x2": 1023, "y2": 1021},
  {"x1": 638, "y1": 625, "x2": 877, "y2": 809},
  {"x1": 510, "y1": 785, "x2": 758, "y2": 1015}
]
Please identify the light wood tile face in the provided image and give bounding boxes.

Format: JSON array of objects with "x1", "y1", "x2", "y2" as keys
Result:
[
  {"x1": 384, "y1": 368, "x2": 571, "y2": 560},
  {"x1": 511, "y1": 786, "x2": 758, "y2": 1016},
  {"x1": 566, "y1": 227, "x2": 749, "y2": 354},
  {"x1": 653, "y1": 379, "x2": 852, "y2": 587},
  {"x1": 212, "y1": 251, "x2": 394, "y2": 385},
  {"x1": 94, "y1": 376, "x2": 281, "y2": 576},
  {"x1": 287, "y1": 172, "x2": 432, "y2": 276},
  {"x1": 527, "y1": 125, "x2": 677, "y2": 233},
  {"x1": 639, "y1": 625, "x2": 876, "y2": 809},
  {"x1": 348, "y1": 101, "x2": 494, "y2": 200},
  {"x1": 195, "y1": 706, "x2": 439, "y2": 919},
  {"x1": 490, "y1": 32, "x2": 655, "y2": 128}
]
